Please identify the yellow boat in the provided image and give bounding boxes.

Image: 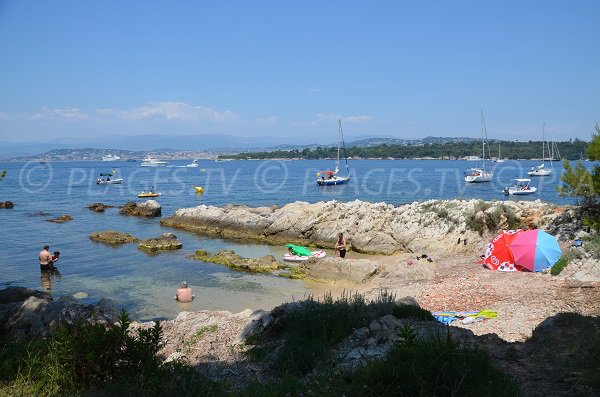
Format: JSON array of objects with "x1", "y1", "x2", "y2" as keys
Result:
[
  {"x1": 138, "y1": 192, "x2": 160, "y2": 198},
  {"x1": 194, "y1": 186, "x2": 204, "y2": 193}
]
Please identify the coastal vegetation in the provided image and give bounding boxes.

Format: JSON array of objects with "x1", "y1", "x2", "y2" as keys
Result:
[{"x1": 221, "y1": 139, "x2": 589, "y2": 160}]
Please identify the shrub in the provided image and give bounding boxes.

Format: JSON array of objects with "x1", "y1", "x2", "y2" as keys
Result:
[{"x1": 247, "y1": 291, "x2": 433, "y2": 376}]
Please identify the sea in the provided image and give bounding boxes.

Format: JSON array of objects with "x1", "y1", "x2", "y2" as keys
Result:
[{"x1": 0, "y1": 158, "x2": 590, "y2": 321}]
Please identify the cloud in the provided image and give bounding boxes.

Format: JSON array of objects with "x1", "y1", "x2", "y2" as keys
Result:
[
  {"x1": 31, "y1": 107, "x2": 89, "y2": 121},
  {"x1": 256, "y1": 116, "x2": 279, "y2": 125},
  {"x1": 0, "y1": 112, "x2": 9, "y2": 120},
  {"x1": 97, "y1": 101, "x2": 238, "y2": 122},
  {"x1": 316, "y1": 113, "x2": 373, "y2": 124}
]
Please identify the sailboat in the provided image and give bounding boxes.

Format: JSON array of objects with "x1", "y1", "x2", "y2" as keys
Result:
[
  {"x1": 317, "y1": 119, "x2": 350, "y2": 186},
  {"x1": 528, "y1": 123, "x2": 552, "y2": 176},
  {"x1": 547, "y1": 137, "x2": 561, "y2": 161},
  {"x1": 494, "y1": 142, "x2": 505, "y2": 163},
  {"x1": 464, "y1": 111, "x2": 493, "y2": 183}
]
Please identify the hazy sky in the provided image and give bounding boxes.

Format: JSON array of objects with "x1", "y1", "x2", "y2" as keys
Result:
[{"x1": 0, "y1": 1, "x2": 598, "y2": 143}]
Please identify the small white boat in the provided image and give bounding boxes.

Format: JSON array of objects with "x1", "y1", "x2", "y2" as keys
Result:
[
  {"x1": 464, "y1": 168, "x2": 493, "y2": 183},
  {"x1": 96, "y1": 170, "x2": 123, "y2": 184},
  {"x1": 283, "y1": 250, "x2": 326, "y2": 262},
  {"x1": 141, "y1": 158, "x2": 168, "y2": 167},
  {"x1": 503, "y1": 178, "x2": 537, "y2": 195},
  {"x1": 185, "y1": 160, "x2": 199, "y2": 167},
  {"x1": 464, "y1": 111, "x2": 493, "y2": 183},
  {"x1": 96, "y1": 178, "x2": 123, "y2": 185},
  {"x1": 528, "y1": 123, "x2": 553, "y2": 176}
]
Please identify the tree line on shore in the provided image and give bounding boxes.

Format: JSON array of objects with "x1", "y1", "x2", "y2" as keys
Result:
[{"x1": 222, "y1": 139, "x2": 589, "y2": 160}]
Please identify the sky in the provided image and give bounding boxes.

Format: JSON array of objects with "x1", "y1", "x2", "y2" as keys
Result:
[{"x1": 0, "y1": 0, "x2": 599, "y2": 144}]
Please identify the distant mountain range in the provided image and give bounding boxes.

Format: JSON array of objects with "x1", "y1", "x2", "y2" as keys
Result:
[{"x1": 0, "y1": 134, "x2": 481, "y2": 161}]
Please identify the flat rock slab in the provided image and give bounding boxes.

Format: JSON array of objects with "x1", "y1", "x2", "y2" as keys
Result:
[
  {"x1": 0, "y1": 201, "x2": 14, "y2": 208},
  {"x1": 90, "y1": 230, "x2": 139, "y2": 245},
  {"x1": 138, "y1": 233, "x2": 182, "y2": 252},
  {"x1": 189, "y1": 249, "x2": 285, "y2": 273},
  {"x1": 302, "y1": 257, "x2": 382, "y2": 284},
  {"x1": 88, "y1": 202, "x2": 117, "y2": 212}
]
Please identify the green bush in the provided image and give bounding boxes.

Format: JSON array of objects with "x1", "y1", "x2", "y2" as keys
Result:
[{"x1": 0, "y1": 310, "x2": 223, "y2": 396}]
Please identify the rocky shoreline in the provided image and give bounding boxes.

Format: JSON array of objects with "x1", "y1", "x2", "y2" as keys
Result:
[{"x1": 161, "y1": 199, "x2": 575, "y2": 255}]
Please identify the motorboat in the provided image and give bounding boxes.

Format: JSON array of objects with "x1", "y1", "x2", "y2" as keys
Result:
[
  {"x1": 465, "y1": 111, "x2": 493, "y2": 183},
  {"x1": 317, "y1": 119, "x2": 351, "y2": 186},
  {"x1": 140, "y1": 157, "x2": 168, "y2": 167},
  {"x1": 96, "y1": 170, "x2": 123, "y2": 184},
  {"x1": 464, "y1": 168, "x2": 493, "y2": 183},
  {"x1": 185, "y1": 160, "x2": 199, "y2": 167},
  {"x1": 503, "y1": 178, "x2": 537, "y2": 195},
  {"x1": 102, "y1": 154, "x2": 121, "y2": 161}
]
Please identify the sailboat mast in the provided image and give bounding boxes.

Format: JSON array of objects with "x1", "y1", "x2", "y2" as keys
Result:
[
  {"x1": 481, "y1": 111, "x2": 487, "y2": 171},
  {"x1": 336, "y1": 119, "x2": 341, "y2": 173},
  {"x1": 542, "y1": 122, "x2": 546, "y2": 164}
]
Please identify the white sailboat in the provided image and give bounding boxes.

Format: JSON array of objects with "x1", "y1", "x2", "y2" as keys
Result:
[
  {"x1": 317, "y1": 119, "x2": 350, "y2": 186},
  {"x1": 494, "y1": 142, "x2": 505, "y2": 163},
  {"x1": 465, "y1": 111, "x2": 493, "y2": 183},
  {"x1": 528, "y1": 123, "x2": 552, "y2": 176}
]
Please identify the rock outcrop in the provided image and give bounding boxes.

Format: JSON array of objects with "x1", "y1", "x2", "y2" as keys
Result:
[
  {"x1": 161, "y1": 199, "x2": 569, "y2": 255},
  {"x1": 0, "y1": 287, "x2": 117, "y2": 338},
  {"x1": 189, "y1": 249, "x2": 285, "y2": 273},
  {"x1": 120, "y1": 200, "x2": 161, "y2": 217},
  {"x1": 0, "y1": 201, "x2": 14, "y2": 209},
  {"x1": 138, "y1": 233, "x2": 182, "y2": 252},
  {"x1": 90, "y1": 230, "x2": 139, "y2": 245},
  {"x1": 47, "y1": 215, "x2": 73, "y2": 223}
]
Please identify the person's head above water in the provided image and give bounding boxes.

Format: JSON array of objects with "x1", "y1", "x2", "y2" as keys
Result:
[
  {"x1": 179, "y1": 281, "x2": 188, "y2": 288},
  {"x1": 44, "y1": 245, "x2": 49, "y2": 250}
]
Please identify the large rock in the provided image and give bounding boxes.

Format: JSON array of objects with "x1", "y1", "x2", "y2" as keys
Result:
[
  {"x1": 120, "y1": 200, "x2": 161, "y2": 217},
  {"x1": 90, "y1": 230, "x2": 139, "y2": 245},
  {"x1": 138, "y1": 233, "x2": 182, "y2": 252},
  {"x1": 161, "y1": 199, "x2": 569, "y2": 255},
  {"x1": 300, "y1": 257, "x2": 382, "y2": 284},
  {"x1": 0, "y1": 286, "x2": 117, "y2": 338},
  {"x1": 189, "y1": 249, "x2": 285, "y2": 273},
  {"x1": 0, "y1": 201, "x2": 14, "y2": 209}
]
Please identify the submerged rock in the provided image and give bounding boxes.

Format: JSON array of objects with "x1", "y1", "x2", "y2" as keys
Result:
[
  {"x1": 138, "y1": 233, "x2": 182, "y2": 252},
  {"x1": 47, "y1": 215, "x2": 73, "y2": 223},
  {"x1": 190, "y1": 249, "x2": 285, "y2": 273},
  {"x1": 0, "y1": 201, "x2": 14, "y2": 209},
  {"x1": 120, "y1": 200, "x2": 161, "y2": 217},
  {"x1": 90, "y1": 230, "x2": 139, "y2": 245},
  {"x1": 88, "y1": 202, "x2": 116, "y2": 212}
]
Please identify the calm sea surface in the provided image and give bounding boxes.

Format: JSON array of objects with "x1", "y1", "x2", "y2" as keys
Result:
[{"x1": 0, "y1": 159, "x2": 590, "y2": 320}]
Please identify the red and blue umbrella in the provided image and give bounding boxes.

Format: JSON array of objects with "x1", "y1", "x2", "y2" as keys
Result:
[
  {"x1": 483, "y1": 229, "x2": 523, "y2": 271},
  {"x1": 509, "y1": 229, "x2": 562, "y2": 272}
]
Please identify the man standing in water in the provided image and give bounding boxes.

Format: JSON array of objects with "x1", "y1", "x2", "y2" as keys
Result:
[{"x1": 39, "y1": 245, "x2": 56, "y2": 271}]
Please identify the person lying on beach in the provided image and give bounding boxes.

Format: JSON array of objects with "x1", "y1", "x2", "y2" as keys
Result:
[{"x1": 175, "y1": 281, "x2": 195, "y2": 303}]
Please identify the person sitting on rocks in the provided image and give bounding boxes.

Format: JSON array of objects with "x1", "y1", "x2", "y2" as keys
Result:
[
  {"x1": 335, "y1": 232, "x2": 348, "y2": 259},
  {"x1": 175, "y1": 281, "x2": 195, "y2": 303}
]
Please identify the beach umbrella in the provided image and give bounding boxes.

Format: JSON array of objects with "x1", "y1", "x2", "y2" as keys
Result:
[
  {"x1": 483, "y1": 229, "x2": 523, "y2": 271},
  {"x1": 509, "y1": 229, "x2": 562, "y2": 272}
]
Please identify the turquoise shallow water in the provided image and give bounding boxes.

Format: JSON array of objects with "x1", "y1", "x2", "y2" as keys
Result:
[{"x1": 0, "y1": 159, "x2": 589, "y2": 320}]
